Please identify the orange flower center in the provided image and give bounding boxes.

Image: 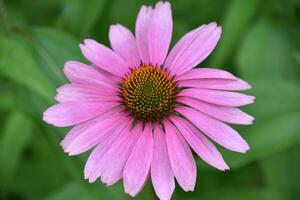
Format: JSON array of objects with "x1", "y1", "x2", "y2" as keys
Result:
[{"x1": 119, "y1": 65, "x2": 177, "y2": 121}]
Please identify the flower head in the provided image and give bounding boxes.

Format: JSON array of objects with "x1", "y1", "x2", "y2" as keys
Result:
[{"x1": 43, "y1": 1, "x2": 254, "y2": 199}]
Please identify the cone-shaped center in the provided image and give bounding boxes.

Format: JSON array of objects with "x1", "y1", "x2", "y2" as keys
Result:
[{"x1": 120, "y1": 65, "x2": 177, "y2": 121}]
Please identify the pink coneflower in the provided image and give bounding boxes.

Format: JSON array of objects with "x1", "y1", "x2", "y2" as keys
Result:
[{"x1": 43, "y1": 1, "x2": 254, "y2": 199}]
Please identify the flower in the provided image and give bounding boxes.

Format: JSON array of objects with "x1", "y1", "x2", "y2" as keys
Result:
[{"x1": 43, "y1": 1, "x2": 255, "y2": 199}]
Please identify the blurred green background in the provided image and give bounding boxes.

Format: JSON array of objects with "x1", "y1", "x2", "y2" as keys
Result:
[{"x1": 0, "y1": 0, "x2": 300, "y2": 199}]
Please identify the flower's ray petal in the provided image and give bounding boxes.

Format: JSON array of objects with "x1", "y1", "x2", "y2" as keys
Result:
[
  {"x1": 151, "y1": 123, "x2": 175, "y2": 200},
  {"x1": 123, "y1": 123, "x2": 153, "y2": 197},
  {"x1": 176, "y1": 106, "x2": 249, "y2": 153},
  {"x1": 178, "y1": 78, "x2": 251, "y2": 91},
  {"x1": 43, "y1": 101, "x2": 117, "y2": 127},
  {"x1": 170, "y1": 116, "x2": 229, "y2": 170},
  {"x1": 64, "y1": 61, "x2": 117, "y2": 87},
  {"x1": 165, "y1": 23, "x2": 221, "y2": 75},
  {"x1": 100, "y1": 123, "x2": 142, "y2": 186},
  {"x1": 179, "y1": 88, "x2": 255, "y2": 107},
  {"x1": 177, "y1": 97, "x2": 254, "y2": 125},
  {"x1": 55, "y1": 83, "x2": 119, "y2": 103},
  {"x1": 80, "y1": 39, "x2": 130, "y2": 76},
  {"x1": 164, "y1": 120, "x2": 196, "y2": 191},
  {"x1": 148, "y1": 1, "x2": 172, "y2": 66},
  {"x1": 135, "y1": 5, "x2": 153, "y2": 64},
  {"x1": 109, "y1": 24, "x2": 141, "y2": 67},
  {"x1": 83, "y1": 117, "x2": 132, "y2": 182},
  {"x1": 60, "y1": 108, "x2": 127, "y2": 156},
  {"x1": 177, "y1": 68, "x2": 237, "y2": 80}
]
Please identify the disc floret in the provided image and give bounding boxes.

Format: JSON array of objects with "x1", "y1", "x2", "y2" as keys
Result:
[{"x1": 120, "y1": 65, "x2": 177, "y2": 121}]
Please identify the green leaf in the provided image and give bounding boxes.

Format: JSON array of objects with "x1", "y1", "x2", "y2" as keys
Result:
[
  {"x1": 236, "y1": 17, "x2": 300, "y2": 80},
  {"x1": 0, "y1": 111, "x2": 33, "y2": 188},
  {"x1": 210, "y1": 0, "x2": 261, "y2": 66},
  {"x1": 197, "y1": 188, "x2": 287, "y2": 200},
  {"x1": 30, "y1": 27, "x2": 84, "y2": 86},
  {"x1": 44, "y1": 182, "x2": 94, "y2": 200},
  {"x1": 57, "y1": 0, "x2": 107, "y2": 37},
  {"x1": 9, "y1": 129, "x2": 69, "y2": 200},
  {"x1": 5, "y1": 0, "x2": 61, "y2": 26},
  {"x1": 0, "y1": 36, "x2": 55, "y2": 100},
  {"x1": 0, "y1": 87, "x2": 13, "y2": 110},
  {"x1": 245, "y1": 78, "x2": 300, "y2": 121},
  {"x1": 260, "y1": 142, "x2": 300, "y2": 200}
]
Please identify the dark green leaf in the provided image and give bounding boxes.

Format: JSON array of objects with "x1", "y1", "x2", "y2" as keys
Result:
[{"x1": 57, "y1": 0, "x2": 107, "y2": 37}]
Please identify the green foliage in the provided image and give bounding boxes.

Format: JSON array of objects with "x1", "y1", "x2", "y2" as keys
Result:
[
  {"x1": 0, "y1": 0, "x2": 300, "y2": 199},
  {"x1": 0, "y1": 36, "x2": 55, "y2": 100},
  {"x1": 0, "y1": 111, "x2": 33, "y2": 189},
  {"x1": 211, "y1": 0, "x2": 261, "y2": 67},
  {"x1": 57, "y1": 0, "x2": 107, "y2": 37}
]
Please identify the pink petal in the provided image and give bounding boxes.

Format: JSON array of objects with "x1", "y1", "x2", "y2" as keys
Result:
[
  {"x1": 91, "y1": 64, "x2": 121, "y2": 83},
  {"x1": 80, "y1": 39, "x2": 129, "y2": 76},
  {"x1": 55, "y1": 83, "x2": 118, "y2": 102},
  {"x1": 84, "y1": 135, "x2": 118, "y2": 183},
  {"x1": 178, "y1": 78, "x2": 251, "y2": 91},
  {"x1": 177, "y1": 97, "x2": 254, "y2": 125},
  {"x1": 60, "y1": 108, "x2": 128, "y2": 156},
  {"x1": 100, "y1": 123, "x2": 142, "y2": 186},
  {"x1": 83, "y1": 117, "x2": 132, "y2": 182},
  {"x1": 63, "y1": 61, "x2": 116, "y2": 88},
  {"x1": 123, "y1": 123, "x2": 153, "y2": 197},
  {"x1": 165, "y1": 23, "x2": 221, "y2": 76},
  {"x1": 43, "y1": 101, "x2": 116, "y2": 127},
  {"x1": 164, "y1": 120, "x2": 196, "y2": 191},
  {"x1": 170, "y1": 116, "x2": 229, "y2": 171},
  {"x1": 177, "y1": 68, "x2": 237, "y2": 80},
  {"x1": 109, "y1": 24, "x2": 141, "y2": 67},
  {"x1": 148, "y1": 1, "x2": 172, "y2": 66},
  {"x1": 176, "y1": 106, "x2": 249, "y2": 153},
  {"x1": 179, "y1": 88, "x2": 255, "y2": 107},
  {"x1": 151, "y1": 123, "x2": 175, "y2": 200},
  {"x1": 135, "y1": 5, "x2": 153, "y2": 64}
]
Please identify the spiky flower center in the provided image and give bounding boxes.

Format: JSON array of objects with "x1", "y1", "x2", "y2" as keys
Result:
[{"x1": 119, "y1": 65, "x2": 177, "y2": 121}]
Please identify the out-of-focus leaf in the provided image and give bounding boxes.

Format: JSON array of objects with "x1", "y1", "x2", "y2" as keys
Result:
[
  {"x1": 245, "y1": 78, "x2": 300, "y2": 121},
  {"x1": 0, "y1": 111, "x2": 33, "y2": 188},
  {"x1": 295, "y1": 50, "x2": 300, "y2": 65},
  {"x1": 44, "y1": 182, "x2": 94, "y2": 200},
  {"x1": 236, "y1": 17, "x2": 300, "y2": 80},
  {"x1": 195, "y1": 188, "x2": 287, "y2": 200},
  {"x1": 57, "y1": 0, "x2": 106, "y2": 37},
  {"x1": 223, "y1": 112, "x2": 300, "y2": 169},
  {"x1": 13, "y1": 83, "x2": 49, "y2": 118},
  {"x1": 0, "y1": 37, "x2": 55, "y2": 100},
  {"x1": 210, "y1": 0, "x2": 261, "y2": 66},
  {"x1": 260, "y1": 142, "x2": 300, "y2": 200},
  {"x1": 10, "y1": 130, "x2": 69, "y2": 200},
  {"x1": 30, "y1": 27, "x2": 83, "y2": 86},
  {"x1": 5, "y1": 0, "x2": 60, "y2": 26},
  {"x1": 0, "y1": 87, "x2": 13, "y2": 110}
]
